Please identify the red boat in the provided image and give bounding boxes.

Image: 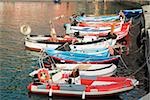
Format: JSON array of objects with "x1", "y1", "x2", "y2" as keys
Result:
[
  {"x1": 84, "y1": 21, "x2": 131, "y2": 40},
  {"x1": 28, "y1": 70, "x2": 139, "y2": 99}
]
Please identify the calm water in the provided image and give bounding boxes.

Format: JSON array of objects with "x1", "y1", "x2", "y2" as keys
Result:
[{"x1": 0, "y1": 1, "x2": 148, "y2": 100}]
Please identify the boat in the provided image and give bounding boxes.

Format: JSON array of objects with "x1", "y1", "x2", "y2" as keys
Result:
[
  {"x1": 73, "y1": 9, "x2": 142, "y2": 23},
  {"x1": 20, "y1": 19, "x2": 117, "y2": 52},
  {"x1": 78, "y1": 21, "x2": 121, "y2": 28},
  {"x1": 66, "y1": 21, "x2": 131, "y2": 40},
  {"x1": 29, "y1": 63, "x2": 117, "y2": 77},
  {"x1": 122, "y1": 9, "x2": 143, "y2": 19},
  {"x1": 20, "y1": 20, "x2": 115, "y2": 52},
  {"x1": 45, "y1": 45, "x2": 110, "y2": 56},
  {"x1": 43, "y1": 48, "x2": 119, "y2": 64},
  {"x1": 27, "y1": 70, "x2": 139, "y2": 99},
  {"x1": 75, "y1": 15, "x2": 120, "y2": 22},
  {"x1": 69, "y1": 25, "x2": 121, "y2": 35},
  {"x1": 24, "y1": 32, "x2": 116, "y2": 52}
]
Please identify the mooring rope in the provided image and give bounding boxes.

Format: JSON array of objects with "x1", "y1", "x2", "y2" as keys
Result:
[
  {"x1": 130, "y1": 45, "x2": 144, "y2": 54},
  {"x1": 130, "y1": 17, "x2": 142, "y2": 28},
  {"x1": 118, "y1": 55, "x2": 129, "y2": 69},
  {"x1": 129, "y1": 57, "x2": 149, "y2": 77}
]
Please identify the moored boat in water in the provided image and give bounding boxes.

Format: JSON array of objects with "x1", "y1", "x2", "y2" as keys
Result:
[
  {"x1": 122, "y1": 9, "x2": 143, "y2": 19},
  {"x1": 72, "y1": 9, "x2": 142, "y2": 23},
  {"x1": 27, "y1": 70, "x2": 139, "y2": 99},
  {"x1": 43, "y1": 48, "x2": 119, "y2": 64},
  {"x1": 29, "y1": 63, "x2": 117, "y2": 77},
  {"x1": 24, "y1": 33, "x2": 116, "y2": 52},
  {"x1": 66, "y1": 21, "x2": 131, "y2": 40}
]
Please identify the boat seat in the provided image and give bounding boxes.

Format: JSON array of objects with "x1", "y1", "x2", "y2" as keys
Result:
[
  {"x1": 83, "y1": 36, "x2": 97, "y2": 42},
  {"x1": 52, "y1": 71, "x2": 63, "y2": 83},
  {"x1": 59, "y1": 83, "x2": 85, "y2": 91},
  {"x1": 71, "y1": 76, "x2": 81, "y2": 85}
]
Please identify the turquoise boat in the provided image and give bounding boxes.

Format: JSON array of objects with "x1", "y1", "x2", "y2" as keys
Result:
[{"x1": 44, "y1": 49, "x2": 119, "y2": 64}]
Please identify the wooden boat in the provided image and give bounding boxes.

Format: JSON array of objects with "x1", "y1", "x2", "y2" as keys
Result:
[
  {"x1": 74, "y1": 9, "x2": 142, "y2": 23},
  {"x1": 78, "y1": 21, "x2": 121, "y2": 28},
  {"x1": 21, "y1": 19, "x2": 117, "y2": 52},
  {"x1": 122, "y1": 9, "x2": 143, "y2": 19},
  {"x1": 25, "y1": 34, "x2": 116, "y2": 52},
  {"x1": 75, "y1": 15, "x2": 120, "y2": 22},
  {"x1": 45, "y1": 46, "x2": 110, "y2": 57},
  {"x1": 67, "y1": 21, "x2": 131, "y2": 40},
  {"x1": 29, "y1": 63, "x2": 117, "y2": 77},
  {"x1": 20, "y1": 20, "x2": 116, "y2": 52},
  {"x1": 43, "y1": 49, "x2": 119, "y2": 64},
  {"x1": 70, "y1": 26, "x2": 120, "y2": 34},
  {"x1": 27, "y1": 70, "x2": 139, "y2": 99}
]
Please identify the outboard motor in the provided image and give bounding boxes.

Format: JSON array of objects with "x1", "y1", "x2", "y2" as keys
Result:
[
  {"x1": 55, "y1": 42, "x2": 71, "y2": 51},
  {"x1": 68, "y1": 78, "x2": 72, "y2": 84},
  {"x1": 53, "y1": 0, "x2": 61, "y2": 4},
  {"x1": 74, "y1": 32, "x2": 80, "y2": 37}
]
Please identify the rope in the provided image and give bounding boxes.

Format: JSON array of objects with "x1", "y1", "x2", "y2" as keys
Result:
[
  {"x1": 50, "y1": 56, "x2": 57, "y2": 69},
  {"x1": 39, "y1": 53, "x2": 46, "y2": 68},
  {"x1": 129, "y1": 58, "x2": 149, "y2": 77},
  {"x1": 130, "y1": 18, "x2": 141, "y2": 28},
  {"x1": 130, "y1": 45, "x2": 144, "y2": 54},
  {"x1": 118, "y1": 55, "x2": 129, "y2": 69}
]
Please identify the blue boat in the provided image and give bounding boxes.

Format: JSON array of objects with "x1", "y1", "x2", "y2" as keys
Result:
[
  {"x1": 75, "y1": 15, "x2": 120, "y2": 22},
  {"x1": 122, "y1": 9, "x2": 143, "y2": 19},
  {"x1": 73, "y1": 9, "x2": 142, "y2": 23}
]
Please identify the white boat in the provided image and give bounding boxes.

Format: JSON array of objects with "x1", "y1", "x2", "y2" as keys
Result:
[
  {"x1": 66, "y1": 21, "x2": 130, "y2": 40},
  {"x1": 29, "y1": 63, "x2": 117, "y2": 77},
  {"x1": 20, "y1": 22, "x2": 117, "y2": 52},
  {"x1": 24, "y1": 35, "x2": 116, "y2": 52},
  {"x1": 70, "y1": 25, "x2": 121, "y2": 35}
]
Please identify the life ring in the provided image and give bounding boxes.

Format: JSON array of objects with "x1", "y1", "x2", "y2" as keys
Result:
[
  {"x1": 38, "y1": 68, "x2": 50, "y2": 83},
  {"x1": 20, "y1": 24, "x2": 31, "y2": 35}
]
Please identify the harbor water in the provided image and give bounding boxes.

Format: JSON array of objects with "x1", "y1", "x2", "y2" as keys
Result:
[{"x1": 0, "y1": 1, "x2": 149, "y2": 100}]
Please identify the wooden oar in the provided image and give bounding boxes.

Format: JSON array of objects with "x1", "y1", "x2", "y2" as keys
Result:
[{"x1": 49, "y1": 15, "x2": 64, "y2": 42}]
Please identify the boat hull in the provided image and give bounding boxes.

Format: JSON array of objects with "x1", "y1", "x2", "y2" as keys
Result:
[
  {"x1": 44, "y1": 49, "x2": 119, "y2": 64},
  {"x1": 29, "y1": 64, "x2": 117, "y2": 77},
  {"x1": 25, "y1": 36, "x2": 116, "y2": 52},
  {"x1": 50, "y1": 56, "x2": 119, "y2": 64},
  {"x1": 27, "y1": 77, "x2": 138, "y2": 98}
]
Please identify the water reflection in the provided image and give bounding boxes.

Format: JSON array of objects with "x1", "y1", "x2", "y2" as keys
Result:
[
  {"x1": 0, "y1": 2, "x2": 78, "y2": 35},
  {"x1": 0, "y1": 1, "x2": 142, "y2": 35}
]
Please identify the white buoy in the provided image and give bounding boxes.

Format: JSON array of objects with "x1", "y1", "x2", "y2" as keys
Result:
[
  {"x1": 20, "y1": 25, "x2": 31, "y2": 36},
  {"x1": 82, "y1": 91, "x2": 85, "y2": 100},
  {"x1": 49, "y1": 88, "x2": 52, "y2": 97}
]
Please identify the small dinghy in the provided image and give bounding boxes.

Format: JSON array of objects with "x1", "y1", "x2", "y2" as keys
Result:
[
  {"x1": 75, "y1": 15, "x2": 120, "y2": 22},
  {"x1": 78, "y1": 21, "x2": 121, "y2": 28},
  {"x1": 27, "y1": 69, "x2": 139, "y2": 99},
  {"x1": 69, "y1": 25, "x2": 121, "y2": 35},
  {"x1": 73, "y1": 9, "x2": 142, "y2": 23},
  {"x1": 23, "y1": 31, "x2": 116, "y2": 51},
  {"x1": 122, "y1": 9, "x2": 143, "y2": 19},
  {"x1": 20, "y1": 21, "x2": 115, "y2": 52},
  {"x1": 43, "y1": 48, "x2": 119, "y2": 64},
  {"x1": 66, "y1": 21, "x2": 131, "y2": 40},
  {"x1": 29, "y1": 63, "x2": 117, "y2": 77}
]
